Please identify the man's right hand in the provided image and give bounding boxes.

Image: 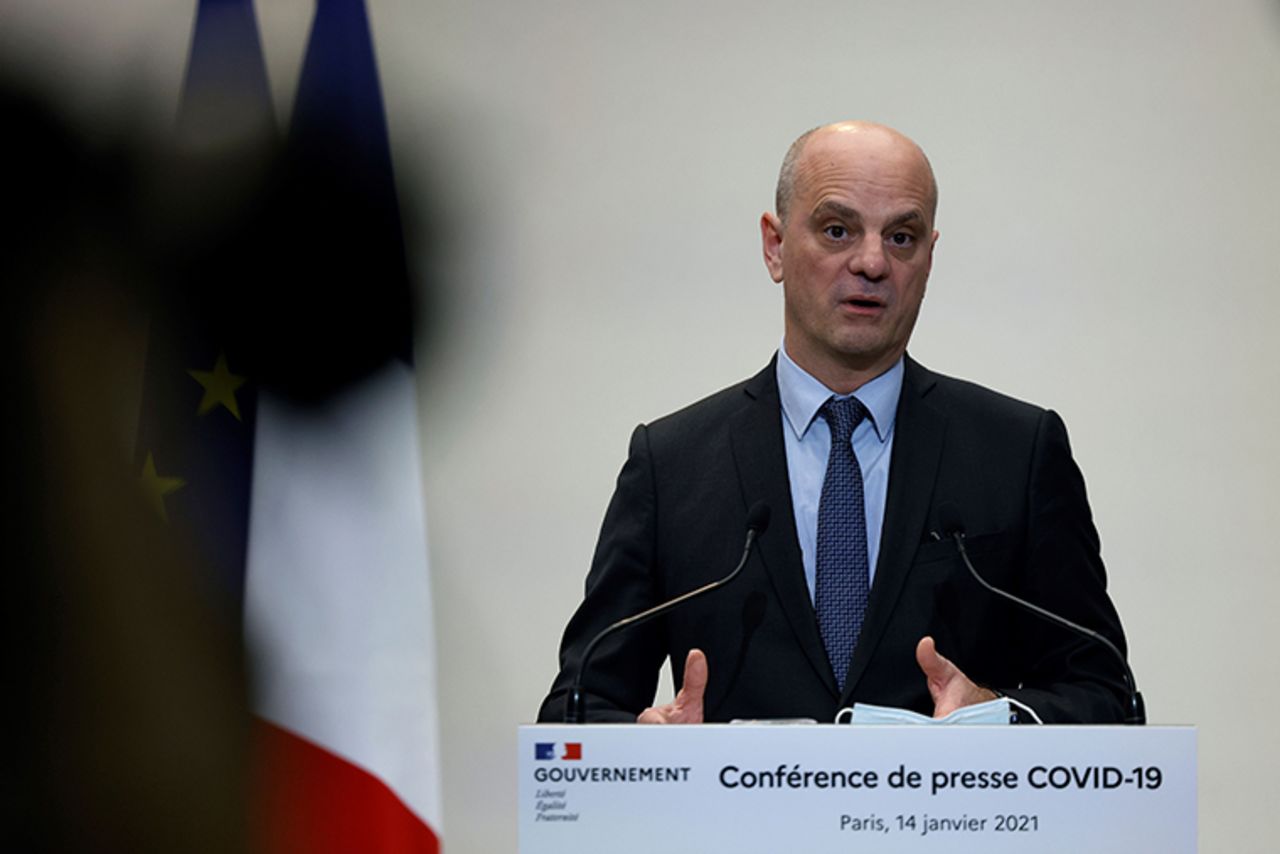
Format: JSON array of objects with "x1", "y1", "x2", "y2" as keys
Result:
[{"x1": 637, "y1": 648, "x2": 707, "y2": 724}]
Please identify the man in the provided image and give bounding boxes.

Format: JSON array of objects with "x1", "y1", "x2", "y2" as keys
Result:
[{"x1": 538, "y1": 121, "x2": 1132, "y2": 725}]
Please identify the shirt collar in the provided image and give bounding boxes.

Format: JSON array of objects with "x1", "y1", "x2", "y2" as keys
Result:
[{"x1": 776, "y1": 341, "x2": 903, "y2": 443}]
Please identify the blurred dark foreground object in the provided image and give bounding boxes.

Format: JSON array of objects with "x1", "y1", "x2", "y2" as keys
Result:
[
  {"x1": 1, "y1": 54, "x2": 437, "y2": 846},
  {"x1": 150, "y1": 126, "x2": 423, "y2": 405},
  {"x1": 1, "y1": 81, "x2": 252, "y2": 853}
]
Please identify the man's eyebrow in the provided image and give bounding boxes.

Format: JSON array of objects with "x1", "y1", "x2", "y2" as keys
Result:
[
  {"x1": 809, "y1": 200, "x2": 861, "y2": 222},
  {"x1": 808, "y1": 202, "x2": 927, "y2": 231},
  {"x1": 884, "y1": 210, "x2": 927, "y2": 231}
]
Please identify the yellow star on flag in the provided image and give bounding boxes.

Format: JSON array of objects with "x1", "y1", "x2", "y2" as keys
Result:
[
  {"x1": 139, "y1": 452, "x2": 186, "y2": 523},
  {"x1": 188, "y1": 352, "x2": 247, "y2": 420}
]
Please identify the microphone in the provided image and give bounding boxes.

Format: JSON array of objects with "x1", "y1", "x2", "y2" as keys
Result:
[
  {"x1": 564, "y1": 501, "x2": 771, "y2": 723},
  {"x1": 934, "y1": 501, "x2": 1145, "y2": 725}
]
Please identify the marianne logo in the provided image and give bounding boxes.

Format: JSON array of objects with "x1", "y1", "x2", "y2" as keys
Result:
[{"x1": 535, "y1": 742, "x2": 583, "y2": 761}]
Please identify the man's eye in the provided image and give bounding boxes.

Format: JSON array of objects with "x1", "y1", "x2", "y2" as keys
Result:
[
  {"x1": 888, "y1": 232, "x2": 914, "y2": 247},
  {"x1": 823, "y1": 225, "x2": 848, "y2": 239}
]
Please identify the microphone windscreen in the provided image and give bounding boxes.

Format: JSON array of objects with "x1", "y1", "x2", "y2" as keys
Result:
[
  {"x1": 746, "y1": 501, "x2": 771, "y2": 534},
  {"x1": 936, "y1": 501, "x2": 966, "y2": 537}
]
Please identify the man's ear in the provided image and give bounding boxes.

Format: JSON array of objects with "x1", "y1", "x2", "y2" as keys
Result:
[{"x1": 760, "y1": 212, "x2": 785, "y2": 283}]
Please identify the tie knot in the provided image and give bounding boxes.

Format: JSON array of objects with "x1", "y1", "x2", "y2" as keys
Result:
[{"x1": 821, "y1": 396, "x2": 867, "y2": 445}]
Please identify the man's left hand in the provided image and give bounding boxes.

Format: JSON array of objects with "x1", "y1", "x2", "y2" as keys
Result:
[{"x1": 915, "y1": 636, "x2": 997, "y2": 718}]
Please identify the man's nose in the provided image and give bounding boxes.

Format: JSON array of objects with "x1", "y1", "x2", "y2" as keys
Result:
[{"x1": 847, "y1": 238, "x2": 888, "y2": 281}]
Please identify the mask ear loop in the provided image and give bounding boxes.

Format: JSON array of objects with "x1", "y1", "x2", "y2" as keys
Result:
[
  {"x1": 834, "y1": 706, "x2": 854, "y2": 724},
  {"x1": 1001, "y1": 695, "x2": 1044, "y2": 725}
]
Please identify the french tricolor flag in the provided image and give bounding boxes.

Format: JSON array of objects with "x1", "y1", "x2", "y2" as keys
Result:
[
  {"x1": 534, "y1": 743, "x2": 583, "y2": 761},
  {"x1": 154, "y1": 1, "x2": 443, "y2": 850}
]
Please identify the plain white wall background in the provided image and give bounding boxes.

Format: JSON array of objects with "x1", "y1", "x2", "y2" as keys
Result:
[{"x1": 4, "y1": 1, "x2": 1278, "y2": 851}]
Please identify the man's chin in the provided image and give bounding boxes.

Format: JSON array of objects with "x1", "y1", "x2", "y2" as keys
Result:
[{"x1": 828, "y1": 337, "x2": 900, "y2": 368}]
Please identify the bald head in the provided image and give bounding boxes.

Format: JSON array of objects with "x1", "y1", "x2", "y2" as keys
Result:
[
  {"x1": 760, "y1": 120, "x2": 940, "y2": 391},
  {"x1": 775, "y1": 121, "x2": 938, "y2": 224}
]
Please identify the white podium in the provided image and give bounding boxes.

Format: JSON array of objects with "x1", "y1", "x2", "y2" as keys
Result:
[{"x1": 519, "y1": 724, "x2": 1195, "y2": 853}]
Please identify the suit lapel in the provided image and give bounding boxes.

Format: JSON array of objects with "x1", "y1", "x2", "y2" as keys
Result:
[
  {"x1": 842, "y1": 356, "x2": 947, "y2": 700},
  {"x1": 730, "y1": 359, "x2": 839, "y2": 697}
]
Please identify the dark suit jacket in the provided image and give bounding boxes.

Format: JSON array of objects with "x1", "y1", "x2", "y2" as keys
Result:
[{"x1": 538, "y1": 356, "x2": 1131, "y2": 723}]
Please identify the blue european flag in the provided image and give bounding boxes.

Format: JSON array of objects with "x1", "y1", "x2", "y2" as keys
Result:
[{"x1": 135, "y1": 0, "x2": 275, "y2": 618}]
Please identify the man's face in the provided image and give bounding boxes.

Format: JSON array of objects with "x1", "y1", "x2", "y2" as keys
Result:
[{"x1": 761, "y1": 124, "x2": 938, "y2": 391}]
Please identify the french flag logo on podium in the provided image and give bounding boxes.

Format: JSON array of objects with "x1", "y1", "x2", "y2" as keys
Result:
[{"x1": 535, "y1": 742, "x2": 583, "y2": 760}]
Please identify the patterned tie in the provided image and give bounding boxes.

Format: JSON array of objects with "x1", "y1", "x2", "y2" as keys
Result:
[{"x1": 815, "y1": 395, "x2": 870, "y2": 693}]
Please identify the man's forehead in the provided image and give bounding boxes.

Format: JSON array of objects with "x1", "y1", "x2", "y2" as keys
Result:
[{"x1": 793, "y1": 125, "x2": 937, "y2": 216}]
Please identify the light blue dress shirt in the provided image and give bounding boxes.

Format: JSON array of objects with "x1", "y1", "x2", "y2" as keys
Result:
[{"x1": 776, "y1": 344, "x2": 904, "y2": 603}]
